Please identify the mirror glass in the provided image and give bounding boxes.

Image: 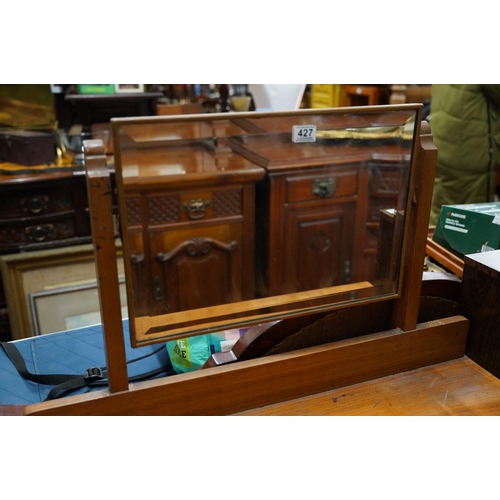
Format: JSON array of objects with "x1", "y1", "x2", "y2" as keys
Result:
[{"x1": 112, "y1": 105, "x2": 421, "y2": 345}]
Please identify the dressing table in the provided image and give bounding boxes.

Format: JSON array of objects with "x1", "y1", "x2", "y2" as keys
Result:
[{"x1": 15, "y1": 104, "x2": 500, "y2": 416}]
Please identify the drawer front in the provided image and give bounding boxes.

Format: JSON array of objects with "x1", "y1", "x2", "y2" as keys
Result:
[
  {"x1": 0, "y1": 218, "x2": 76, "y2": 247},
  {"x1": 285, "y1": 169, "x2": 358, "y2": 203},
  {"x1": 0, "y1": 187, "x2": 74, "y2": 220},
  {"x1": 126, "y1": 188, "x2": 244, "y2": 228}
]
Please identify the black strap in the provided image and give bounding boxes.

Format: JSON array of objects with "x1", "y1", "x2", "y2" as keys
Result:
[{"x1": 1, "y1": 341, "x2": 173, "y2": 401}]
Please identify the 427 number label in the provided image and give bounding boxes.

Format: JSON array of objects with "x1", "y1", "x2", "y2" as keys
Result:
[{"x1": 292, "y1": 125, "x2": 317, "y2": 143}]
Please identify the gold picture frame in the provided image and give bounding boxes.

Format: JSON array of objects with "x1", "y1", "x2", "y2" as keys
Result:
[{"x1": 0, "y1": 243, "x2": 125, "y2": 340}]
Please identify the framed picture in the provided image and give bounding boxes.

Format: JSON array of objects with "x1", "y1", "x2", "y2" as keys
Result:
[
  {"x1": 114, "y1": 84, "x2": 145, "y2": 94},
  {"x1": 0, "y1": 243, "x2": 125, "y2": 340},
  {"x1": 29, "y1": 279, "x2": 128, "y2": 336}
]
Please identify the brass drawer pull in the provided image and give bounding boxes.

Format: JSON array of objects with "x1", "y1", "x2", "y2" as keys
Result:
[
  {"x1": 21, "y1": 195, "x2": 49, "y2": 214},
  {"x1": 181, "y1": 199, "x2": 211, "y2": 220},
  {"x1": 26, "y1": 224, "x2": 53, "y2": 242},
  {"x1": 312, "y1": 178, "x2": 336, "y2": 198}
]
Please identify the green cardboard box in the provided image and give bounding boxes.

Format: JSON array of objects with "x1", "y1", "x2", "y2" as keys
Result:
[
  {"x1": 432, "y1": 202, "x2": 500, "y2": 258},
  {"x1": 76, "y1": 84, "x2": 114, "y2": 94}
]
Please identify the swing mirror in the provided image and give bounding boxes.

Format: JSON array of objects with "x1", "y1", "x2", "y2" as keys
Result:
[{"x1": 111, "y1": 105, "x2": 422, "y2": 346}]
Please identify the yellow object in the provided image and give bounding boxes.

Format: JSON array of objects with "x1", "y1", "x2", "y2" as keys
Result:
[{"x1": 310, "y1": 84, "x2": 343, "y2": 108}]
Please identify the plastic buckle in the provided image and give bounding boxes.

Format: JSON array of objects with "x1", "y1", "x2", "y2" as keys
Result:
[{"x1": 84, "y1": 367, "x2": 105, "y2": 383}]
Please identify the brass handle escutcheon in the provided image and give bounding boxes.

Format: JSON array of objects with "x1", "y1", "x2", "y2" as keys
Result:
[
  {"x1": 312, "y1": 178, "x2": 336, "y2": 198},
  {"x1": 181, "y1": 198, "x2": 211, "y2": 220},
  {"x1": 21, "y1": 195, "x2": 49, "y2": 214},
  {"x1": 26, "y1": 224, "x2": 53, "y2": 242}
]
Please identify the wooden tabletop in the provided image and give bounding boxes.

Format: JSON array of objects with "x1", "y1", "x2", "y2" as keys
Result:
[{"x1": 237, "y1": 356, "x2": 500, "y2": 416}]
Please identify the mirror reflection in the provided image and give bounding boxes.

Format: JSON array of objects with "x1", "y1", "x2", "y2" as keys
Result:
[{"x1": 112, "y1": 106, "x2": 421, "y2": 345}]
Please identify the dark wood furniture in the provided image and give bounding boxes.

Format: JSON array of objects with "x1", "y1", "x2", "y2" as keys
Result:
[
  {"x1": 54, "y1": 91, "x2": 163, "y2": 128},
  {"x1": 458, "y1": 249, "x2": 500, "y2": 379},
  {"x1": 0, "y1": 170, "x2": 97, "y2": 341},
  {"x1": 0, "y1": 171, "x2": 93, "y2": 253}
]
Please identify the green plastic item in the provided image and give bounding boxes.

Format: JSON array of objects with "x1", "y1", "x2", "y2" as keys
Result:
[{"x1": 166, "y1": 332, "x2": 228, "y2": 373}]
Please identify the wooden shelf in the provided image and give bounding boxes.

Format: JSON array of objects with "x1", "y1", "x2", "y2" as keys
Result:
[{"x1": 64, "y1": 92, "x2": 163, "y2": 102}]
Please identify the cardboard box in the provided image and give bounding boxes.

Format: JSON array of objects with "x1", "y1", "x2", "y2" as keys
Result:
[
  {"x1": 432, "y1": 203, "x2": 500, "y2": 258},
  {"x1": 76, "y1": 84, "x2": 114, "y2": 94}
]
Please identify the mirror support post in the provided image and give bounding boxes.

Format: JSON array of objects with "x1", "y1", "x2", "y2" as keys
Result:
[
  {"x1": 84, "y1": 140, "x2": 129, "y2": 393},
  {"x1": 391, "y1": 123, "x2": 437, "y2": 331}
]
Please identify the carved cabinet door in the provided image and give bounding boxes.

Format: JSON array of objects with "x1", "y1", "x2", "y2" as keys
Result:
[
  {"x1": 149, "y1": 224, "x2": 243, "y2": 314},
  {"x1": 265, "y1": 166, "x2": 359, "y2": 296},
  {"x1": 124, "y1": 183, "x2": 256, "y2": 317},
  {"x1": 281, "y1": 202, "x2": 356, "y2": 294}
]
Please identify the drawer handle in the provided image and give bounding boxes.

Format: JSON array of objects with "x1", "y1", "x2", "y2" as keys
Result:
[
  {"x1": 312, "y1": 178, "x2": 336, "y2": 198},
  {"x1": 26, "y1": 224, "x2": 53, "y2": 242},
  {"x1": 130, "y1": 253, "x2": 144, "y2": 264},
  {"x1": 181, "y1": 199, "x2": 211, "y2": 220},
  {"x1": 22, "y1": 196, "x2": 49, "y2": 214}
]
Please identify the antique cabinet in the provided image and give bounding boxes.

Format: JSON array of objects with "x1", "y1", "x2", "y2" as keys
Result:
[
  {"x1": 114, "y1": 121, "x2": 266, "y2": 319},
  {"x1": 239, "y1": 137, "x2": 361, "y2": 296},
  {"x1": 0, "y1": 172, "x2": 93, "y2": 253},
  {"x1": 228, "y1": 115, "x2": 411, "y2": 296}
]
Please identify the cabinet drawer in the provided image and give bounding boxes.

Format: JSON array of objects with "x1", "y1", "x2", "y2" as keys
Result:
[
  {"x1": 0, "y1": 218, "x2": 77, "y2": 247},
  {"x1": 134, "y1": 188, "x2": 244, "y2": 228},
  {"x1": 0, "y1": 187, "x2": 74, "y2": 220},
  {"x1": 285, "y1": 170, "x2": 358, "y2": 203}
]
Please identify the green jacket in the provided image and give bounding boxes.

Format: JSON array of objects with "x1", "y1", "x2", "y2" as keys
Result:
[{"x1": 429, "y1": 84, "x2": 500, "y2": 225}]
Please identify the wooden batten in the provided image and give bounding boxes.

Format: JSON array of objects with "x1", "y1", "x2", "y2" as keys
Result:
[
  {"x1": 391, "y1": 124, "x2": 437, "y2": 331},
  {"x1": 84, "y1": 140, "x2": 129, "y2": 393},
  {"x1": 24, "y1": 316, "x2": 468, "y2": 416}
]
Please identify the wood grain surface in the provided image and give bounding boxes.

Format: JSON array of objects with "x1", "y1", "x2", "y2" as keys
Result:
[{"x1": 237, "y1": 357, "x2": 500, "y2": 416}]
